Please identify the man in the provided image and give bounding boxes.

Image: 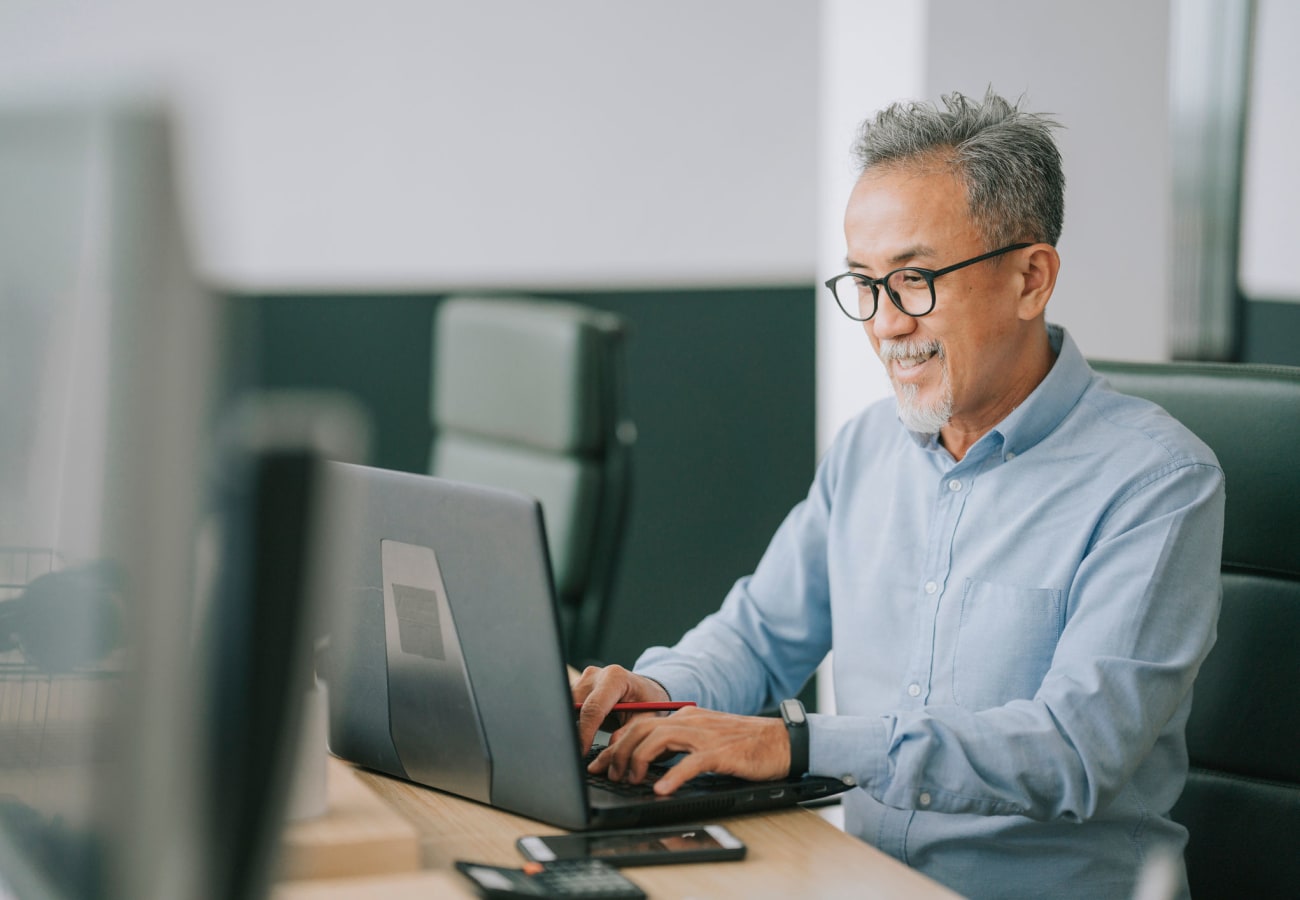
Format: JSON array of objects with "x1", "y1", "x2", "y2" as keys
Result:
[{"x1": 574, "y1": 89, "x2": 1224, "y2": 898}]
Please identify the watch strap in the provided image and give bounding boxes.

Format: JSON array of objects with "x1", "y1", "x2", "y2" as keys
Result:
[{"x1": 780, "y1": 698, "x2": 809, "y2": 778}]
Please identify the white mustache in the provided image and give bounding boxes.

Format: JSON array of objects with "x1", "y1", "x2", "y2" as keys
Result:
[{"x1": 878, "y1": 339, "x2": 944, "y2": 362}]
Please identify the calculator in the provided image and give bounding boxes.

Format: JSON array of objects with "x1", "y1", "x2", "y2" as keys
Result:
[{"x1": 454, "y1": 859, "x2": 647, "y2": 899}]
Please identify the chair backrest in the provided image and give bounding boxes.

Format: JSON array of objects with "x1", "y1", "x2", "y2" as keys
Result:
[
  {"x1": 1090, "y1": 359, "x2": 1300, "y2": 899},
  {"x1": 430, "y1": 296, "x2": 633, "y2": 665}
]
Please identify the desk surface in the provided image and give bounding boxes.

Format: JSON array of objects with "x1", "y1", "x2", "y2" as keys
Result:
[{"x1": 275, "y1": 758, "x2": 961, "y2": 899}]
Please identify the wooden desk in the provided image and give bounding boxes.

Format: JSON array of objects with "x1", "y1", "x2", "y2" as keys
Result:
[{"x1": 275, "y1": 758, "x2": 961, "y2": 899}]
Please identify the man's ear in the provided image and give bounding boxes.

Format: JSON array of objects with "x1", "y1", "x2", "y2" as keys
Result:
[{"x1": 1017, "y1": 244, "x2": 1060, "y2": 321}]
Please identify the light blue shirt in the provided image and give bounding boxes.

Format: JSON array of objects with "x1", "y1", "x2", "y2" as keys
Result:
[{"x1": 636, "y1": 325, "x2": 1225, "y2": 899}]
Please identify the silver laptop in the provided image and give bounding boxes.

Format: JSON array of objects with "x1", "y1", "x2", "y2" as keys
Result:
[{"x1": 321, "y1": 462, "x2": 849, "y2": 830}]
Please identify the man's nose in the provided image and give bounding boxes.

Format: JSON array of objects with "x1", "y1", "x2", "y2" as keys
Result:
[{"x1": 870, "y1": 291, "x2": 917, "y2": 341}]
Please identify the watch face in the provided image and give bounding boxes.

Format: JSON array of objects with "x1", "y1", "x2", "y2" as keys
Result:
[{"x1": 782, "y1": 699, "x2": 806, "y2": 726}]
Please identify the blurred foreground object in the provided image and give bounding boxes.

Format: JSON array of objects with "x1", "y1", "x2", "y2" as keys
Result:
[{"x1": 0, "y1": 90, "x2": 366, "y2": 900}]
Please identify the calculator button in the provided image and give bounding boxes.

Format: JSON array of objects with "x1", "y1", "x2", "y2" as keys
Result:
[{"x1": 534, "y1": 860, "x2": 645, "y2": 898}]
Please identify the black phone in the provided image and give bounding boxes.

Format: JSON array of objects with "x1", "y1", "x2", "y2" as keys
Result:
[{"x1": 516, "y1": 824, "x2": 746, "y2": 867}]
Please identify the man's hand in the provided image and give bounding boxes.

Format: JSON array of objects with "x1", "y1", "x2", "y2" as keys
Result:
[
  {"x1": 588, "y1": 707, "x2": 791, "y2": 796},
  {"x1": 572, "y1": 664, "x2": 671, "y2": 753}
]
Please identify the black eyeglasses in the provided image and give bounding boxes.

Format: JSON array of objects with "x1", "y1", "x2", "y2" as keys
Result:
[{"x1": 824, "y1": 242, "x2": 1032, "y2": 322}]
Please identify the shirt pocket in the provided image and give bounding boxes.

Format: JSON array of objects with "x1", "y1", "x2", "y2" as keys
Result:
[{"x1": 952, "y1": 578, "x2": 1065, "y2": 711}]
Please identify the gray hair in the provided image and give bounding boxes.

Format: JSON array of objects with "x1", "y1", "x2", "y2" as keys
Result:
[{"x1": 852, "y1": 88, "x2": 1065, "y2": 248}]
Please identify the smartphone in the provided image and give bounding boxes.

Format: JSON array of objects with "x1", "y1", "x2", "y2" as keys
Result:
[{"x1": 517, "y1": 824, "x2": 746, "y2": 867}]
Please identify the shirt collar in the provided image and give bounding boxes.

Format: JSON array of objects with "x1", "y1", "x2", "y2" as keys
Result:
[
  {"x1": 987, "y1": 323, "x2": 1090, "y2": 459},
  {"x1": 903, "y1": 324, "x2": 1092, "y2": 460}
]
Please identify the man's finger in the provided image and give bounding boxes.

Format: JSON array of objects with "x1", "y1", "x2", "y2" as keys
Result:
[
  {"x1": 622, "y1": 721, "x2": 697, "y2": 784},
  {"x1": 570, "y1": 665, "x2": 604, "y2": 703},
  {"x1": 653, "y1": 750, "x2": 710, "y2": 796},
  {"x1": 596, "y1": 717, "x2": 661, "y2": 781},
  {"x1": 575, "y1": 667, "x2": 631, "y2": 751},
  {"x1": 577, "y1": 698, "x2": 617, "y2": 753}
]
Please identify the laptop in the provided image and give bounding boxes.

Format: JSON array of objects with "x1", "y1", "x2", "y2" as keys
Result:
[{"x1": 320, "y1": 462, "x2": 850, "y2": 830}]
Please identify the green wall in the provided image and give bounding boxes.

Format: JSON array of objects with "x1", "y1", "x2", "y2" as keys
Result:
[
  {"x1": 1242, "y1": 299, "x2": 1300, "y2": 366},
  {"x1": 230, "y1": 287, "x2": 817, "y2": 672}
]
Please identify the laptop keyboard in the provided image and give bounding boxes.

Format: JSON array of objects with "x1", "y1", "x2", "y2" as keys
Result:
[
  {"x1": 586, "y1": 771, "x2": 661, "y2": 797},
  {"x1": 583, "y1": 748, "x2": 745, "y2": 797},
  {"x1": 583, "y1": 747, "x2": 664, "y2": 796}
]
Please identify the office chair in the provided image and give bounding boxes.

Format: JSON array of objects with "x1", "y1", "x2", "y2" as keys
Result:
[
  {"x1": 1090, "y1": 359, "x2": 1300, "y2": 899},
  {"x1": 430, "y1": 296, "x2": 634, "y2": 666}
]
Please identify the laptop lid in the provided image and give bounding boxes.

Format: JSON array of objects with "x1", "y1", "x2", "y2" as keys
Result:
[
  {"x1": 321, "y1": 462, "x2": 849, "y2": 831},
  {"x1": 322, "y1": 462, "x2": 592, "y2": 829}
]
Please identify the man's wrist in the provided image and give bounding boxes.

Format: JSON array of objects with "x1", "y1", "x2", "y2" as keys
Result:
[
  {"x1": 640, "y1": 675, "x2": 672, "y2": 702},
  {"x1": 779, "y1": 698, "x2": 809, "y2": 778}
]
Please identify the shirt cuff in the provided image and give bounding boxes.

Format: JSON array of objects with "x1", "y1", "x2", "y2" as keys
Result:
[
  {"x1": 808, "y1": 712, "x2": 892, "y2": 790},
  {"x1": 632, "y1": 662, "x2": 701, "y2": 706}
]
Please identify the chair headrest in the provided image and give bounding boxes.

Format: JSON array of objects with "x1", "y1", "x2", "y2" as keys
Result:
[{"x1": 432, "y1": 296, "x2": 625, "y2": 456}]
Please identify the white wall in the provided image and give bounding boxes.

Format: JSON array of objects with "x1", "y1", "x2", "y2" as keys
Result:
[
  {"x1": 2, "y1": 3, "x2": 1271, "y2": 353},
  {"x1": 1239, "y1": 0, "x2": 1300, "y2": 302},
  {"x1": 923, "y1": 0, "x2": 1173, "y2": 364},
  {"x1": 0, "y1": 1, "x2": 818, "y2": 292},
  {"x1": 0, "y1": 2, "x2": 1202, "y2": 355}
]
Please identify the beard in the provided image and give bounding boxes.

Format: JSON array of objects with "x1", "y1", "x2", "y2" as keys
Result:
[{"x1": 879, "y1": 338, "x2": 953, "y2": 435}]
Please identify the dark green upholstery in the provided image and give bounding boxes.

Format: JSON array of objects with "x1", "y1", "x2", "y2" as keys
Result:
[
  {"x1": 1091, "y1": 360, "x2": 1300, "y2": 899},
  {"x1": 430, "y1": 296, "x2": 633, "y2": 665}
]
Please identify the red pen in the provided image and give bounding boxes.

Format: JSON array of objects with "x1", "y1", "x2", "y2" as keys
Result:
[{"x1": 573, "y1": 701, "x2": 696, "y2": 712}]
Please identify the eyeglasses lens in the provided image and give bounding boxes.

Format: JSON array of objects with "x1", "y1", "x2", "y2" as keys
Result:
[
  {"x1": 832, "y1": 271, "x2": 934, "y2": 321},
  {"x1": 885, "y1": 269, "x2": 935, "y2": 315}
]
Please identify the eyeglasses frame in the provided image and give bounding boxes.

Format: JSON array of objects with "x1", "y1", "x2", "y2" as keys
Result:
[{"x1": 825, "y1": 242, "x2": 1034, "y2": 322}]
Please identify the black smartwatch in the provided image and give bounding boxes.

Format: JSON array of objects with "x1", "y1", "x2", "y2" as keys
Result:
[{"x1": 779, "y1": 698, "x2": 809, "y2": 778}]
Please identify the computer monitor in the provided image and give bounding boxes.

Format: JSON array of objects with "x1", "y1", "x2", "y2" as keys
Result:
[
  {"x1": 0, "y1": 89, "x2": 218, "y2": 900},
  {"x1": 0, "y1": 90, "x2": 361, "y2": 900}
]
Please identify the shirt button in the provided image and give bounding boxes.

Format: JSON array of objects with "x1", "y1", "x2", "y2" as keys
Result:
[
  {"x1": 1005, "y1": 451, "x2": 1017, "y2": 461},
  {"x1": 919, "y1": 791, "x2": 932, "y2": 807},
  {"x1": 947, "y1": 478, "x2": 962, "y2": 492},
  {"x1": 907, "y1": 683, "x2": 921, "y2": 697},
  {"x1": 924, "y1": 580, "x2": 937, "y2": 594}
]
